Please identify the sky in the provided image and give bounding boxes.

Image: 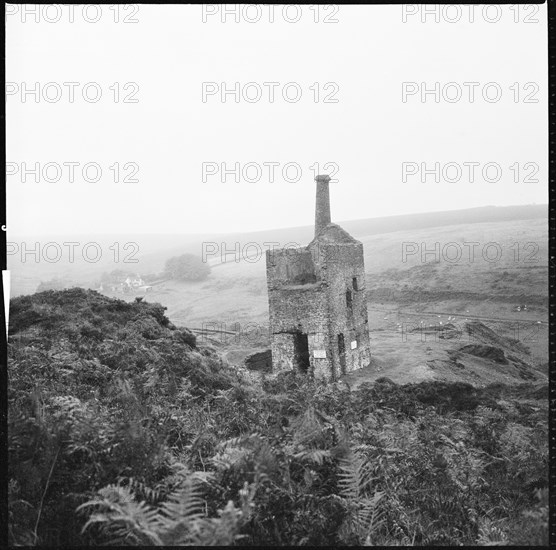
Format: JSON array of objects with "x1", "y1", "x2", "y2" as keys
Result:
[{"x1": 6, "y1": 4, "x2": 548, "y2": 236}]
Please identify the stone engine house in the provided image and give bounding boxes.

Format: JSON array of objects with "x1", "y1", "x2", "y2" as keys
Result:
[{"x1": 265, "y1": 175, "x2": 371, "y2": 381}]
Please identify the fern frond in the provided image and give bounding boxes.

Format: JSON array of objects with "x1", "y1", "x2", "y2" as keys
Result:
[
  {"x1": 338, "y1": 452, "x2": 374, "y2": 500},
  {"x1": 294, "y1": 449, "x2": 331, "y2": 465},
  {"x1": 78, "y1": 485, "x2": 163, "y2": 545},
  {"x1": 336, "y1": 452, "x2": 385, "y2": 545},
  {"x1": 292, "y1": 406, "x2": 324, "y2": 447},
  {"x1": 160, "y1": 478, "x2": 205, "y2": 526},
  {"x1": 215, "y1": 432, "x2": 264, "y2": 452}
]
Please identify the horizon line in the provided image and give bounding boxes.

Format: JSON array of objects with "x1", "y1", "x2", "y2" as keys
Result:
[{"x1": 8, "y1": 202, "x2": 548, "y2": 238}]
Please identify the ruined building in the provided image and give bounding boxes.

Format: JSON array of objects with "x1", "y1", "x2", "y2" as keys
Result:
[{"x1": 265, "y1": 175, "x2": 371, "y2": 381}]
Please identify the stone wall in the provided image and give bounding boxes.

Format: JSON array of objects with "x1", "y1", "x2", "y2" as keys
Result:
[
  {"x1": 266, "y1": 248, "x2": 317, "y2": 287},
  {"x1": 313, "y1": 241, "x2": 371, "y2": 379},
  {"x1": 266, "y1": 237, "x2": 371, "y2": 381}
]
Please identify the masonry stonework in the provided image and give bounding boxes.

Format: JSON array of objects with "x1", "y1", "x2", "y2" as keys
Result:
[{"x1": 265, "y1": 175, "x2": 371, "y2": 381}]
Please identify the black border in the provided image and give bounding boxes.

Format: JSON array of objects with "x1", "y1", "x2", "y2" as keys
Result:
[{"x1": 1, "y1": 2, "x2": 552, "y2": 548}]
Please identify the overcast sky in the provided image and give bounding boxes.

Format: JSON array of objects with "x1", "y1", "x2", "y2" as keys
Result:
[{"x1": 7, "y1": 4, "x2": 548, "y2": 235}]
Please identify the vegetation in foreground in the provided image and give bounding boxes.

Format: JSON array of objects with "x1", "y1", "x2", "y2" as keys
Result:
[{"x1": 8, "y1": 289, "x2": 548, "y2": 546}]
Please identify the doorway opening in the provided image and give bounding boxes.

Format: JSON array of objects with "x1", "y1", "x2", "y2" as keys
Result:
[{"x1": 294, "y1": 332, "x2": 310, "y2": 373}]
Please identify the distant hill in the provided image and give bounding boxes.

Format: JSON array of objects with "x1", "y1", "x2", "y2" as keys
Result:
[
  {"x1": 7, "y1": 204, "x2": 548, "y2": 297},
  {"x1": 134, "y1": 204, "x2": 549, "y2": 270}
]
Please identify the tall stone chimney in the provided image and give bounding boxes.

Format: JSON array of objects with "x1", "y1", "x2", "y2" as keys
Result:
[{"x1": 314, "y1": 174, "x2": 331, "y2": 236}]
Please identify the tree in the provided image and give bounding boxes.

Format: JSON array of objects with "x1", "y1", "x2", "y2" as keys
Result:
[{"x1": 164, "y1": 254, "x2": 211, "y2": 282}]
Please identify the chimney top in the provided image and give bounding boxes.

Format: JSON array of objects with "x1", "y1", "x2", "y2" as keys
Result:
[{"x1": 314, "y1": 175, "x2": 331, "y2": 236}]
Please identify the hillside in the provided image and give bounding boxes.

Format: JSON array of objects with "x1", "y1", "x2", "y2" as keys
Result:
[
  {"x1": 7, "y1": 204, "x2": 547, "y2": 297},
  {"x1": 90, "y1": 217, "x2": 548, "y2": 380},
  {"x1": 8, "y1": 289, "x2": 548, "y2": 546}
]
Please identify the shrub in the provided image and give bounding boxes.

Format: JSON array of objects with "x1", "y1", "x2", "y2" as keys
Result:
[{"x1": 8, "y1": 289, "x2": 548, "y2": 546}]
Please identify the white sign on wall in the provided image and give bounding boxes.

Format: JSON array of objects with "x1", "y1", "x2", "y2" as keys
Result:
[
  {"x1": 313, "y1": 349, "x2": 326, "y2": 358},
  {"x1": 351, "y1": 340, "x2": 357, "y2": 349}
]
